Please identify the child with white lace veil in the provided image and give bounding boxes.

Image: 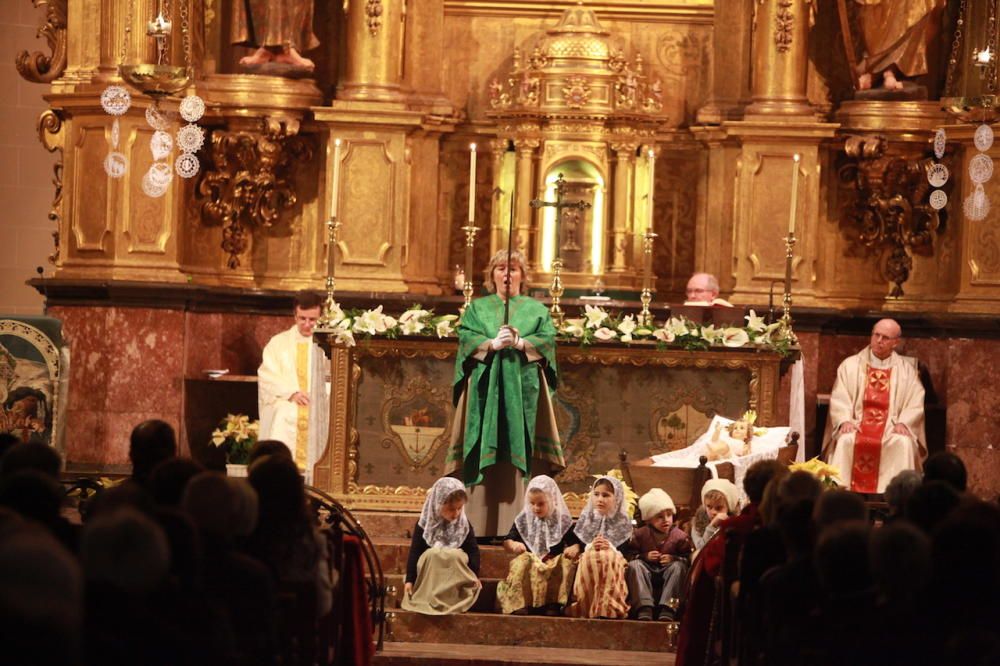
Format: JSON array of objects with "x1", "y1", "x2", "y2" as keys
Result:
[
  {"x1": 402, "y1": 477, "x2": 482, "y2": 615},
  {"x1": 497, "y1": 475, "x2": 578, "y2": 615},
  {"x1": 564, "y1": 475, "x2": 632, "y2": 619}
]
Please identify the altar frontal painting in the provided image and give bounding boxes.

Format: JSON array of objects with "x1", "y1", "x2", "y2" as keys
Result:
[{"x1": 0, "y1": 318, "x2": 65, "y2": 448}]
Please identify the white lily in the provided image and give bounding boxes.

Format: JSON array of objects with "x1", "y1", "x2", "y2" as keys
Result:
[
  {"x1": 353, "y1": 306, "x2": 386, "y2": 335},
  {"x1": 700, "y1": 324, "x2": 723, "y2": 344},
  {"x1": 325, "y1": 301, "x2": 345, "y2": 326},
  {"x1": 561, "y1": 318, "x2": 586, "y2": 338},
  {"x1": 653, "y1": 327, "x2": 676, "y2": 343},
  {"x1": 584, "y1": 304, "x2": 608, "y2": 329},
  {"x1": 722, "y1": 327, "x2": 750, "y2": 347},
  {"x1": 399, "y1": 309, "x2": 430, "y2": 324},
  {"x1": 334, "y1": 326, "x2": 356, "y2": 347},
  {"x1": 435, "y1": 319, "x2": 455, "y2": 338},
  {"x1": 594, "y1": 326, "x2": 618, "y2": 341},
  {"x1": 666, "y1": 317, "x2": 690, "y2": 337},
  {"x1": 401, "y1": 317, "x2": 425, "y2": 335},
  {"x1": 617, "y1": 314, "x2": 637, "y2": 342},
  {"x1": 744, "y1": 309, "x2": 766, "y2": 333}
]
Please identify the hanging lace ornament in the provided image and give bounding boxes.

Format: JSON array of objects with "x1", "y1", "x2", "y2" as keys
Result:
[
  {"x1": 103, "y1": 152, "x2": 128, "y2": 178},
  {"x1": 969, "y1": 153, "x2": 994, "y2": 185},
  {"x1": 975, "y1": 124, "x2": 994, "y2": 152},
  {"x1": 101, "y1": 85, "x2": 132, "y2": 116},
  {"x1": 929, "y1": 189, "x2": 948, "y2": 211},
  {"x1": 926, "y1": 163, "x2": 949, "y2": 188},
  {"x1": 145, "y1": 104, "x2": 173, "y2": 131},
  {"x1": 150, "y1": 130, "x2": 174, "y2": 161},
  {"x1": 175, "y1": 152, "x2": 200, "y2": 178},
  {"x1": 176, "y1": 124, "x2": 205, "y2": 153},
  {"x1": 179, "y1": 95, "x2": 205, "y2": 123},
  {"x1": 142, "y1": 162, "x2": 172, "y2": 198},
  {"x1": 933, "y1": 128, "x2": 947, "y2": 160},
  {"x1": 963, "y1": 184, "x2": 990, "y2": 221}
]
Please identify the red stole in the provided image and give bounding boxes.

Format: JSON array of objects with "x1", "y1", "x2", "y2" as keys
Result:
[{"x1": 851, "y1": 365, "x2": 892, "y2": 492}]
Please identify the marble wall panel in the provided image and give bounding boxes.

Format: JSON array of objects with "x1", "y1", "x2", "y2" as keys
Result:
[
  {"x1": 184, "y1": 312, "x2": 223, "y2": 375},
  {"x1": 952, "y1": 446, "x2": 1000, "y2": 501},
  {"x1": 104, "y1": 308, "x2": 185, "y2": 413},
  {"x1": 945, "y1": 339, "x2": 1000, "y2": 450}
]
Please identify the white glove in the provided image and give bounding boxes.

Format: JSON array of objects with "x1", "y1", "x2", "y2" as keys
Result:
[{"x1": 491, "y1": 326, "x2": 516, "y2": 351}]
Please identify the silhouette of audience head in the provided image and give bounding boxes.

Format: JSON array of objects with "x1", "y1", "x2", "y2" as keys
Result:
[
  {"x1": 922, "y1": 451, "x2": 967, "y2": 493},
  {"x1": 129, "y1": 420, "x2": 177, "y2": 486},
  {"x1": 0, "y1": 441, "x2": 61, "y2": 480},
  {"x1": 813, "y1": 489, "x2": 866, "y2": 532},
  {"x1": 905, "y1": 480, "x2": 961, "y2": 534},
  {"x1": 743, "y1": 459, "x2": 788, "y2": 505},
  {"x1": 247, "y1": 439, "x2": 293, "y2": 467},
  {"x1": 149, "y1": 457, "x2": 204, "y2": 507},
  {"x1": 81, "y1": 507, "x2": 170, "y2": 593},
  {"x1": 884, "y1": 469, "x2": 922, "y2": 518}
]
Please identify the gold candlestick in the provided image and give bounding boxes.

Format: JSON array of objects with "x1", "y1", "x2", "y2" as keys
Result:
[
  {"x1": 319, "y1": 215, "x2": 341, "y2": 328},
  {"x1": 640, "y1": 230, "x2": 658, "y2": 327},
  {"x1": 549, "y1": 257, "x2": 565, "y2": 327},
  {"x1": 780, "y1": 232, "x2": 798, "y2": 344},
  {"x1": 460, "y1": 224, "x2": 478, "y2": 314}
]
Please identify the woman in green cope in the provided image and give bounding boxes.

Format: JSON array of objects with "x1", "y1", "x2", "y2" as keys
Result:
[{"x1": 447, "y1": 250, "x2": 564, "y2": 536}]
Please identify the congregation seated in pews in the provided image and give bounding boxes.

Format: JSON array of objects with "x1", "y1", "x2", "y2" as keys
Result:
[{"x1": 0, "y1": 422, "x2": 375, "y2": 666}]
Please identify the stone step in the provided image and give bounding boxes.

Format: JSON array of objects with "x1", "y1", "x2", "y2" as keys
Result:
[
  {"x1": 384, "y1": 573, "x2": 500, "y2": 613},
  {"x1": 372, "y1": 538, "x2": 515, "y2": 579},
  {"x1": 375, "y1": 642, "x2": 676, "y2": 665},
  {"x1": 385, "y1": 610, "x2": 678, "y2": 653}
]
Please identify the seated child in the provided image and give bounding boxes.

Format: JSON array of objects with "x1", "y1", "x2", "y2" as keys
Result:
[
  {"x1": 625, "y1": 488, "x2": 693, "y2": 621},
  {"x1": 564, "y1": 475, "x2": 632, "y2": 619},
  {"x1": 690, "y1": 478, "x2": 740, "y2": 552},
  {"x1": 497, "y1": 475, "x2": 577, "y2": 615},
  {"x1": 402, "y1": 477, "x2": 481, "y2": 615}
]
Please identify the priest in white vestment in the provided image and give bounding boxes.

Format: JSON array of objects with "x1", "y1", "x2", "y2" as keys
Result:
[
  {"x1": 823, "y1": 318, "x2": 926, "y2": 493},
  {"x1": 258, "y1": 292, "x2": 330, "y2": 483}
]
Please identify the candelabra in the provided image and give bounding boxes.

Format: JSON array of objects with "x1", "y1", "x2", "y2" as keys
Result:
[
  {"x1": 460, "y1": 224, "x2": 478, "y2": 313},
  {"x1": 318, "y1": 215, "x2": 342, "y2": 328},
  {"x1": 639, "y1": 230, "x2": 658, "y2": 327},
  {"x1": 549, "y1": 258, "x2": 565, "y2": 327},
  {"x1": 780, "y1": 232, "x2": 798, "y2": 344}
]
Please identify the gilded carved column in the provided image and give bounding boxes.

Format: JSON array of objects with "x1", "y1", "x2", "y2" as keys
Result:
[
  {"x1": 696, "y1": 0, "x2": 754, "y2": 123},
  {"x1": 340, "y1": 0, "x2": 405, "y2": 102},
  {"x1": 514, "y1": 138, "x2": 538, "y2": 262},
  {"x1": 610, "y1": 142, "x2": 636, "y2": 273},
  {"x1": 745, "y1": 0, "x2": 813, "y2": 117},
  {"x1": 98, "y1": 0, "x2": 156, "y2": 79}
]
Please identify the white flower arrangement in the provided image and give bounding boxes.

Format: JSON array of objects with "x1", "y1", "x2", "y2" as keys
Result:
[
  {"x1": 558, "y1": 307, "x2": 792, "y2": 354},
  {"x1": 210, "y1": 413, "x2": 259, "y2": 464},
  {"x1": 316, "y1": 301, "x2": 793, "y2": 354},
  {"x1": 321, "y1": 302, "x2": 459, "y2": 347}
]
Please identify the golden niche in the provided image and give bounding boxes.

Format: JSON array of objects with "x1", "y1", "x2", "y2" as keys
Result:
[{"x1": 487, "y1": 6, "x2": 667, "y2": 293}]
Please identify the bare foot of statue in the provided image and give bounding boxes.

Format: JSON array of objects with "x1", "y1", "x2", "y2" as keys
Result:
[
  {"x1": 240, "y1": 47, "x2": 274, "y2": 66},
  {"x1": 858, "y1": 72, "x2": 872, "y2": 90},
  {"x1": 882, "y1": 69, "x2": 904, "y2": 90},
  {"x1": 274, "y1": 46, "x2": 315, "y2": 71}
]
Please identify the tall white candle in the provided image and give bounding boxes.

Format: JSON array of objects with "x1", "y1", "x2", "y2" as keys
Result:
[
  {"x1": 647, "y1": 148, "x2": 656, "y2": 233},
  {"x1": 788, "y1": 153, "x2": 800, "y2": 235},
  {"x1": 331, "y1": 138, "x2": 342, "y2": 218},
  {"x1": 468, "y1": 143, "x2": 477, "y2": 223}
]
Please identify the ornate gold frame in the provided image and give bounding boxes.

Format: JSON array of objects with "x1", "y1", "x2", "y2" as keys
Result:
[{"x1": 312, "y1": 337, "x2": 786, "y2": 513}]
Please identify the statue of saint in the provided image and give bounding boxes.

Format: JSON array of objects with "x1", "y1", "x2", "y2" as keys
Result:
[
  {"x1": 849, "y1": 0, "x2": 946, "y2": 91},
  {"x1": 231, "y1": 0, "x2": 319, "y2": 71}
]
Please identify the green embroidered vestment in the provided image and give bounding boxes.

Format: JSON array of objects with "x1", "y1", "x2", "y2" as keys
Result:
[{"x1": 448, "y1": 295, "x2": 563, "y2": 486}]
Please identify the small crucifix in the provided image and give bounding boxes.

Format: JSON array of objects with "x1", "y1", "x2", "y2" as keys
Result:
[{"x1": 530, "y1": 173, "x2": 591, "y2": 324}]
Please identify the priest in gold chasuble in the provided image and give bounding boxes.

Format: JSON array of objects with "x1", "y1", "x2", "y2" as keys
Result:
[
  {"x1": 823, "y1": 319, "x2": 926, "y2": 493},
  {"x1": 448, "y1": 251, "x2": 564, "y2": 535}
]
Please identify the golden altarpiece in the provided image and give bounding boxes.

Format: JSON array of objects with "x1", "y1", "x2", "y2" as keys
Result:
[{"x1": 15, "y1": 1, "x2": 1000, "y2": 503}]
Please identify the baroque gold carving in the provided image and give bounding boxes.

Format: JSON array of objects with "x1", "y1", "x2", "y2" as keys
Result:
[
  {"x1": 365, "y1": 0, "x2": 383, "y2": 36},
  {"x1": 37, "y1": 109, "x2": 63, "y2": 264},
  {"x1": 562, "y1": 76, "x2": 593, "y2": 108},
  {"x1": 15, "y1": 0, "x2": 67, "y2": 84},
  {"x1": 379, "y1": 378, "x2": 454, "y2": 470},
  {"x1": 197, "y1": 118, "x2": 314, "y2": 269},
  {"x1": 774, "y1": 0, "x2": 794, "y2": 53},
  {"x1": 837, "y1": 134, "x2": 947, "y2": 297}
]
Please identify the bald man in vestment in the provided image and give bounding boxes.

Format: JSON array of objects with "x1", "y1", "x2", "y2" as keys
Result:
[{"x1": 823, "y1": 319, "x2": 926, "y2": 493}]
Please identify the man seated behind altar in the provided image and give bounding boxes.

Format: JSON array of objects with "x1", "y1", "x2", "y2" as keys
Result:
[
  {"x1": 683, "y1": 272, "x2": 733, "y2": 307},
  {"x1": 822, "y1": 318, "x2": 926, "y2": 494},
  {"x1": 257, "y1": 291, "x2": 330, "y2": 483}
]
